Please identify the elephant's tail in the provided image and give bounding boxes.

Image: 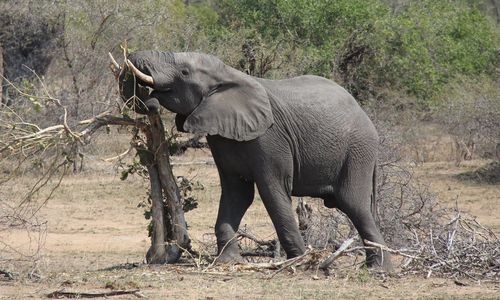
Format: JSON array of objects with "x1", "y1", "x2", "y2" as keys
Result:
[{"x1": 371, "y1": 163, "x2": 379, "y2": 224}]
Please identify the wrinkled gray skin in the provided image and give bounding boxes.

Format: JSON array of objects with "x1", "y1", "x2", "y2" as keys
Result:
[{"x1": 120, "y1": 50, "x2": 392, "y2": 271}]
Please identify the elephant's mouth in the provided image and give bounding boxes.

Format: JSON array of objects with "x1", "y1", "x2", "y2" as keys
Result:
[{"x1": 155, "y1": 87, "x2": 172, "y2": 94}]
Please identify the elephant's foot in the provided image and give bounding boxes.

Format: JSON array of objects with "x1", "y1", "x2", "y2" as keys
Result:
[
  {"x1": 366, "y1": 250, "x2": 394, "y2": 273},
  {"x1": 214, "y1": 251, "x2": 244, "y2": 264},
  {"x1": 284, "y1": 246, "x2": 306, "y2": 259},
  {"x1": 214, "y1": 242, "x2": 244, "y2": 264}
]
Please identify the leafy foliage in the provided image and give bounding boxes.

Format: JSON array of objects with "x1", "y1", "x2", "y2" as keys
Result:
[
  {"x1": 376, "y1": 1, "x2": 498, "y2": 100},
  {"x1": 177, "y1": 176, "x2": 203, "y2": 213},
  {"x1": 434, "y1": 76, "x2": 500, "y2": 160},
  {"x1": 216, "y1": 0, "x2": 498, "y2": 104},
  {"x1": 2, "y1": 0, "x2": 497, "y2": 112},
  {"x1": 119, "y1": 158, "x2": 147, "y2": 181},
  {"x1": 142, "y1": 176, "x2": 203, "y2": 237}
]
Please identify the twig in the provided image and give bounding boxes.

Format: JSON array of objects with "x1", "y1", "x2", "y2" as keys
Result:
[
  {"x1": 237, "y1": 229, "x2": 277, "y2": 248},
  {"x1": 206, "y1": 234, "x2": 241, "y2": 269},
  {"x1": 363, "y1": 240, "x2": 422, "y2": 260},
  {"x1": 235, "y1": 247, "x2": 314, "y2": 273},
  {"x1": 267, "y1": 246, "x2": 314, "y2": 279},
  {"x1": 446, "y1": 212, "x2": 460, "y2": 257},
  {"x1": 0, "y1": 269, "x2": 14, "y2": 281},
  {"x1": 47, "y1": 289, "x2": 144, "y2": 298},
  {"x1": 103, "y1": 146, "x2": 133, "y2": 162},
  {"x1": 427, "y1": 262, "x2": 445, "y2": 279},
  {"x1": 319, "y1": 238, "x2": 355, "y2": 270}
]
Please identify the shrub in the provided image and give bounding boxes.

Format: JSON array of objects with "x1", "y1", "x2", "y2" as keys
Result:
[
  {"x1": 216, "y1": 0, "x2": 499, "y2": 106},
  {"x1": 434, "y1": 76, "x2": 500, "y2": 161}
]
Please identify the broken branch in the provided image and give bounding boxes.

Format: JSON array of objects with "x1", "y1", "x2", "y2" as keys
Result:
[{"x1": 47, "y1": 289, "x2": 144, "y2": 299}]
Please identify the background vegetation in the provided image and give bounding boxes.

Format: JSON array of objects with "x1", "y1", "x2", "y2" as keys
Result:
[
  {"x1": 1, "y1": 0, "x2": 498, "y2": 154},
  {"x1": 0, "y1": 1, "x2": 499, "y2": 292}
]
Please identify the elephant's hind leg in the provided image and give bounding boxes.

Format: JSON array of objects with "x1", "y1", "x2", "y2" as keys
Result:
[
  {"x1": 214, "y1": 174, "x2": 255, "y2": 263},
  {"x1": 336, "y1": 164, "x2": 393, "y2": 272}
]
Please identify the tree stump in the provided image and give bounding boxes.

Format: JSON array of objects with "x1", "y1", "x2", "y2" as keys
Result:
[{"x1": 142, "y1": 113, "x2": 191, "y2": 264}]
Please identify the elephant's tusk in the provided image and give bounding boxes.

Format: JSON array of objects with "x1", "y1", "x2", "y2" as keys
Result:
[
  {"x1": 108, "y1": 52, "x2": 121, "y2": 71},
  {"x1": 126, "y1": 59, "x2": 154, "y2": 86}
]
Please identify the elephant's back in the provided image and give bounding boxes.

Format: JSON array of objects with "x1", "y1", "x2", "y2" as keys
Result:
[
  {"x1": 257, "y1": 75, "x2": 378, "y2": 190},
  {"x1": 257, "y1": 75, "x2": 372, "y2": 132},
  {"x1": 257, "y1": 75, "x2": 360, "y2": 115}
]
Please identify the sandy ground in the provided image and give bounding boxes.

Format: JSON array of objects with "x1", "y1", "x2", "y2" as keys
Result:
[
  {"x1": 416, "y1": 160, "x2": 500, "y2": 233},
  {"x1": 1, "y1": 148, "x2": 499, "y2": 299}
]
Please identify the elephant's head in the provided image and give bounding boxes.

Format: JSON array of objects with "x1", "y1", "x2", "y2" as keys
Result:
[{"x1": 118, "y1": 50, "x2": 274, "y2": 141}]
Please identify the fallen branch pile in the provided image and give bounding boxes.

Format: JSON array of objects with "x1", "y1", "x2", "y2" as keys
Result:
[
  {"x1": 398, "y1": 208, "x2": 499, "y2": 281},
  {"x1": 186, "y1": 204, "x2": 498, "y2": 282},
  {"x1": 189, "y1": 173, "x2": 500, "y2": 282}
]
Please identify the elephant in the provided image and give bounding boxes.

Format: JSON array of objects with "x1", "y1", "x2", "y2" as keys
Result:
[{"x1": 117, "y1": 50, "x2": 393, "y2": 271}]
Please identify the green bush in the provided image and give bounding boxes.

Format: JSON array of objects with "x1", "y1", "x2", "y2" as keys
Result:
[
  {"x1": 213, "y1": 0, "x2": 499, "y2": 106},
  {"x1": 376, "y1": 0, "x2": 498, "y2": 101}
]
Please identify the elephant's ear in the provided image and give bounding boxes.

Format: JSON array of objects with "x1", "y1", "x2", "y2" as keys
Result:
[{"x1": 183, "y1": 71, "x2": 273, "y2": 141}]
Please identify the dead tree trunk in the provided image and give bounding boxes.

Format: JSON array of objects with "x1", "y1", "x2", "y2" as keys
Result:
[{"x1": 142, "y1": 113, "x2": 191, "y2": 264}]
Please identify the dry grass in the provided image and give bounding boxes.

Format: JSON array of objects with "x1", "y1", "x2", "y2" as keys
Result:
[
  {"x1": 416, "y1": 160, "x2": 500, "y2": 233},
  {"x1": 1, "y1": 147, "x2": 499, "y2": 298}
]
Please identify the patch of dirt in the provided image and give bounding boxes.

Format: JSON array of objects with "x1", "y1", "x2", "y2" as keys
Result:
[
  {"x1": 455, "y1": 160, "x2": 500, "y2": 184},
  {"x1": 1, "y1": 263, "x2": 499, "y2": 299},
  {"x1": 416, "y1": 160, "x2": 500, "y2": 233},
  {"x1": 1, "y1": 152, "x2": 499, "y2": 299}
]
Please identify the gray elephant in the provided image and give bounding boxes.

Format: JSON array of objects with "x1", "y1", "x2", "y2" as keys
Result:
[{"x1": 118, "y1": 50, "x2": 392, "y2": 271}]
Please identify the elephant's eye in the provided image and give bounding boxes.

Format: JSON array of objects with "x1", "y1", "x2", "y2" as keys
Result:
[{"x1": 181, "y1": 69, "x2": 189, "y2": 76}]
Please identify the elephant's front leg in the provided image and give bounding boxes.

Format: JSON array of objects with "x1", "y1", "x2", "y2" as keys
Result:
[
  {"x1": 214, "y1": 175, "x2": 254, "y2": 263},
  {"x1": 256, "y1": 179, "x2": 306, "y2": 259}
]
